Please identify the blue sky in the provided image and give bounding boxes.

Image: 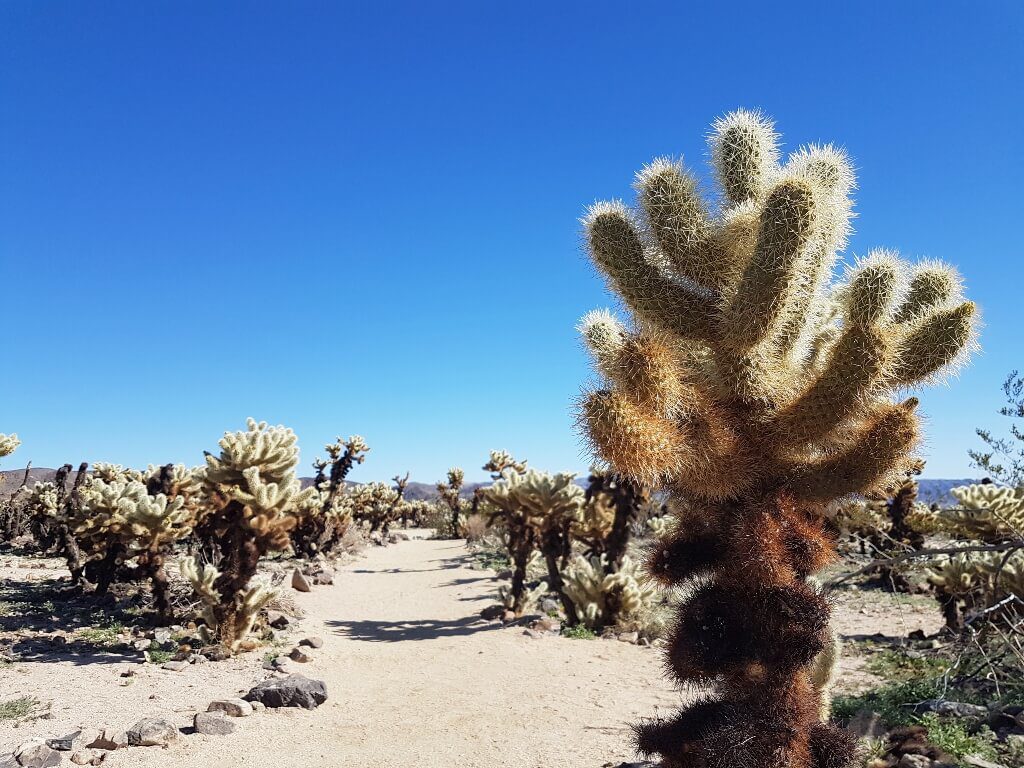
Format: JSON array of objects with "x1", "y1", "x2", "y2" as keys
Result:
[{"x1": 1, "y1": 2, "x2": 1021, "y2": 482}]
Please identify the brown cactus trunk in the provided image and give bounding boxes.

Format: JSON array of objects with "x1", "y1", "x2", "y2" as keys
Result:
[
  {"x1": 638, "y1": 491, "x2": 854, "y2": 768},
  {"x1": 210, "y1": 500, "x2": 262, "y2": 646}
]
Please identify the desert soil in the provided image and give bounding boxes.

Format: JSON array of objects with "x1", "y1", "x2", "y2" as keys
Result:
[{"x1": 1, "y1": 537, "x2": 944, "y2": 767}]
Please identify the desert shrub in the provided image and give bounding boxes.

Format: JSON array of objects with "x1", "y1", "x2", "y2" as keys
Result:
[
  {"x1": 576, "y1": 109, "x2": 976, "y2": 768},
  {"x1": 461, "y1": 513, "x2": 489, "y2": 543}
]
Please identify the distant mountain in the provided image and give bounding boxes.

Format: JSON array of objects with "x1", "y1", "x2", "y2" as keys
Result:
[{"x1": 916, "y1": 478, "x2": 981, "y2": 508}]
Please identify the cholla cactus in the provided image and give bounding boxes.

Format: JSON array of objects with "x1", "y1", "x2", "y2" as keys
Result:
[
  {"x1": 578, "y1": 468, "x2": 652, "y2": 570},
  {"x1": 73, "y1": 466, "x2": 196, "y2": 619},
  {"x1": 180, "y1": 556, "x2": 276, "y2": 647},
  {"x1": 577, "y1": 110, "x2": 977, "y2": 768},
  {"x1": 561, "y1": 554, "x2": 664, "y2": 635},
  {"x1": 0, "y1": 433, "x2": 20, "y2": 459},
  {"x1": 437, "y1": 467, "x2": 468, "y2": 538},
  {"x1": 481, "y1": 464, "x2": 585, "y2": 617},
  {"x1": 291, "y1": 435, "x2": 368, "y2": 557},
  {"x1": 193, "y1": 419, "x2": 307, "y2": 650},
  {"x1": 946, "y1": 484, "x2": 1024, "y2": 541}
]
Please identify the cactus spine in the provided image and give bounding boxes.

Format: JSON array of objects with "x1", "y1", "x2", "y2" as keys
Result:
[{"x1": 577, "y1": 110, "x2": 977, "y2": 768}]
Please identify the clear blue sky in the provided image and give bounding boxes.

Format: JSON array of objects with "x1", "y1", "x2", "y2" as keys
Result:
[{"x1": 1, "y1": 2, "x2": 1021, "y2": 482}]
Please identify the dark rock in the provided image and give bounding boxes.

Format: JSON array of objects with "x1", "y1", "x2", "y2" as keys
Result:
[
  {"x1": 479, "y1": 605, "x2": 504, "y2": 621},
  {"x1": 45, "y1": 729, "x2": 95, "y2": 752},
  {"x1": 244, "y1": 674, "x2": 327, "y2": 709},
  {"x1": 266, "y1": 611, "x2": 290, "y2": 629},
  {"x1": 299, "y1": 636, "x2": 323, "y2": 649}
]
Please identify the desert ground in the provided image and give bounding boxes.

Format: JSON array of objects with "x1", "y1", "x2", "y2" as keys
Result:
[{"x1": 1, "y1": 534, "x2": 943, "y2": 768}]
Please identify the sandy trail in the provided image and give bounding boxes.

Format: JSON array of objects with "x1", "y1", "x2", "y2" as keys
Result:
[{"x1": 125, "y1": 539, "x2": 679, "y2": 768}]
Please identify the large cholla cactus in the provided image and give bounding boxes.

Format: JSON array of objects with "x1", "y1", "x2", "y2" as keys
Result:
[
  {"x1": 0, "y1": 433, "x2": 20, "y2": 460},
  {"x1": 577, "y1": 110, "x2": 977, "y2": 768},
  {"x1": 188, "y1": 419, "x2": 307, "y2": 650},
  {"x1": 75, "y1": 465, "x2": 196, "y2": 619}
]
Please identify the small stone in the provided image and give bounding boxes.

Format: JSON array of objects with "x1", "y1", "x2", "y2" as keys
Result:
[
  {"x1": 152, "y1": 628, "x2": 172, "y2": 645},
  {"x1": 289, "y1": 647, "x2": 314, "y2": 663},
  {"x1": 291, "y1": 569, "x2": 312, "y2": 592},
  {"x1": 13, "y1": 741, "x2": 61, "y2": 768},
  {"x1": 161, "y1": 660, "x2": 188, "y2": 672},
  {"x1": 70, "y1": 750, "x2": 104, "y2": 766},
  {"x1": 963, "y1": 756, "x2": 1008, "y2": 768},
  {"x1": 523, "y1": 629, "x2": 545, "y2": 640},
  {"x1": 917, "y1": 699, "x2": 989, "y2": 718},
  {"x1": 266, "y1": 611, "x2": 290, "y2": 629},
  {"x1": 479, "y1": 605, "x2": 504, "y2": 621},
  {"x1": 86, "y1": 728, "x2": 128, "y2": 750},
  {"x1": 244, "y1": 674, "x2": 328, "y2": 709},
  {"x1": 207, "y1": 698, "x2": 253, "y2": 717},
  {"x1": 189, "y1": 653, "x2": 208, "y2": 664},
  {"x1": 846, "y1": 709, "x2": 887, "y2": 739},
  {"x1": 271, "y1": 656, "x2": 291, "y2": 669},
  {"x1": 46, "y1": 729, "x2": 97, "y2": 752},
  {"x1": 898, "y1": 756, "x2": 931, "y2": 768},
  {"x1": 249, "y1": 701, "x2": 265, "y2": 713},
  {"x1": 311, "y1": 567, "x2": 334, "y2": 585},
  {"x1": 193, "y1": 711, "x2": 236, "y2": 736},
  {"x1": 502, "y1": 610, "x2": 516, "y2": 623},
  {"x1": 133, "y1": 638, "x2": 151, "y2": 651},
  {"x1": 617, "y1": 631, "x2": 639, "y2": 644},
  {"x1": 299, "y1": 636, "x2": 324, "y2": 649},
  {"x1": 529, "y1": 617, "x2": 560, "y2": 634},
  {"x1": 127, "y1": 717, "x2": 179, "y2": 747},
  {"x1": 540, "y1": 598, "x2": 560, "y2": 614}
]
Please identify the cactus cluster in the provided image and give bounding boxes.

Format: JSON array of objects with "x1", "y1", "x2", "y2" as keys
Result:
[
  {"x1": 925, "y1": 483, "x2": 1024, "y2": 628},
  {"x1": 577, "y1": 110, "x2": 977, "y2": 768},
  {"x1": 437, "y1": 467, "x2": 469, "y2": 538},
  {"x1": 291, "y1": 435, "x2": 368, "y2": 557},
  {"x1": 560, "y1": 553, "x2": 664, "y2": 635}
]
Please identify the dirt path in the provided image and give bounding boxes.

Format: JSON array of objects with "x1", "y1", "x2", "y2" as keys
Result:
[{"x1": 125, "y1": 539, "x2": 678, "y2": 768}]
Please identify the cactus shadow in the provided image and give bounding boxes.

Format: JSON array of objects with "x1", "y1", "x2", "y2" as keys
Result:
[{"x1": 326, "y1": 615, "x2": 498, "y2": 642}]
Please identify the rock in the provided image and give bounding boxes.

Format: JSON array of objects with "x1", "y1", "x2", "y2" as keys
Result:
[
  {"x1": 917, "y1": 700, "x2": 989, "y2": 718},
  {"x1": 540, "y1": 598, "x2": 561, "y2": 614},
  {"x1": 152, "y1": 628, "x2": 172, "y2": 645},
  {"x1": 963, "y1": 756, "x2": 1008, "y2": 768},
  {"x1": 898, "y1": 756, "x2": 931, "y2": 768},
  {"x1": 298, "y1": 636, "x2": 323, "y2": 649},
  {"x1": 289, "y1": 647, "x2": 314, "y2": 663},
  {"x1": 249, "y1": 701, "x2": 265, "y2": 713},
  {"x1": 266, "y1": 611, "x2": 290, "y2": 629},
  {"x1": 1, "y1": 753, "x2": 19, "y2": 768},
  {"x1": 529, "y1": 617, "x2": 560, "y2": 634},
  {"x1": 617, "y1": 631, "x2": 639, "y2": 644},
  {"x1": 127, "y1": 717, "x2": 179, "y2": 747},
  {"x1": 161, "y1": 660, "x2": 188, "y2": 672},
  {"x1": 86, "y1": 729, "x2": 128, "y2": 751},
  {"x1": 394, "y1": 532, "x2": 410, "y2": 541},
  {"x1": 291, "y1": 569, "x2": 312, "y2": 592},
  {"x1": 479, "y1": 605, "x2": 505, "y2": 621},
  {"x1": 193, "y1": 711, "x2": 235, "y2": 736},
  {"x1": 70, "y1": 750, "x2": 104, "y2": 766},
  {"x1": 311, "y1": 567, "x2": 334, "y2": 585},
  {"x1": 523, "y1": 629, "x2": 545, "y2": 640},
  {"x1": 189, "y1": 653, "x2": 207, "y2": 664},
  {"x1": 13, "y1": 741, "x2": 61, "y2": 768},
  {"x1": 207, "y1": 698, "x2": 253, "y2": 717},
  {"x1": 46, "y1": 729, "x2": 97, "y2": 752},
  {"x1": 502, "y1": 610, "x2": 517, "y2": 623},
  {"x1": 244, "y1": 675, "x2": 328, "y2": 709},
  {"x1": 133, "y1": 638, "x2": 151, "y2": 651},
  {"x1": 846, "y1": 709, "x2": 887, "y2": 739},
  {"x1": 200, "y1": 645, "x2": 231, "y2": 661}
]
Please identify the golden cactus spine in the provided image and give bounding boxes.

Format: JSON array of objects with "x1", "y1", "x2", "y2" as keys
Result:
[{"x1": 577, "y1": 110, "x2": 977, "y2": 768}]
